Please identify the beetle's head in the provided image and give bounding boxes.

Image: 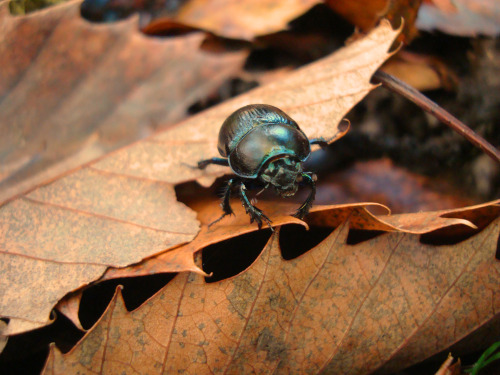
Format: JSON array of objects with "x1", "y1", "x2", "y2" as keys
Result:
[{"x1": 260, "y1": 156, "x2": 302, "y2": 197}]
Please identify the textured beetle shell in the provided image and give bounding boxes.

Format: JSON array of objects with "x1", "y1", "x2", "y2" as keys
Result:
[
  {"x1": 218, "y1": 104, "x2": 300, "y2": 156},
  {"x1": 217, "y1": 104, "x2": 311, "y2": 178}
]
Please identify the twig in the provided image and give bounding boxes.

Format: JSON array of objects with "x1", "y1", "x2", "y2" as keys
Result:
[{"x1": 372, "y1": 70, "x2": 500, "y2": 164}]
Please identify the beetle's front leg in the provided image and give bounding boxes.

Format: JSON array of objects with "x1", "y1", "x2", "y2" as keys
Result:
[
  {"x1": 208, "y1": 178, "x2": 237, "y2": 228},
  {"x1": 294, "y1": 172, "x2": 316, "y2": 219},
  {"x1": 238, "y1": 183, "x2": 274, "y2": 231},
  {"x1": 220, "y1": 178, "x2": 237, "y2": 216},
  {"x1": 197, "y1": 157, "x2": 229, "y2": 169}
]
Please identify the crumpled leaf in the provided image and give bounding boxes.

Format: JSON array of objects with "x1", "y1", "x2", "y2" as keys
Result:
[
  {"x1": 0, "y1": 20, "x2": 400, "y2": 335},
  {"x1": 100, "y1": 200, "x2": 493, "y2": 281},
  {"x1": 57, "y1": 198, "x2": 497, "y2": 332},
  {"x1": 99, "y1": 201, "x2": 399, "y2": 282},
  {"x1": 378, "y1": 200, "x2": 500, "y2": 234},
  {"x1": 43, "y1": 217, "x2": 500, "y2": 374},
  {"x1": 101, "y1": 199, "x2": 307, "y2": 279},
  {"x1": 144, "y1": 0, "x2": 321, "y2": 40},
  {"x1": 0, "y1": 0, "x2": 247, "y2": 202},
  {"x1": 55, "y1": 291, "x2": 84, "y2": 331}
]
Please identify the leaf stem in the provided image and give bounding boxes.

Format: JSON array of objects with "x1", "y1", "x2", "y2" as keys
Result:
[{"x1": 372, "y1": 70, "x2": 500, "y2": 164}]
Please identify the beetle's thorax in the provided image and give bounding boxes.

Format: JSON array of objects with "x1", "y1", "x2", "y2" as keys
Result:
[{"x1": 259, "y1": 156, "x2": 302, "y2": 197}]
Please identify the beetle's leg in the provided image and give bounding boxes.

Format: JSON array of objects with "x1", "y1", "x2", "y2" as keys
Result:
[
  {"x1": 197, "y1": 157, "x2": 229, "y2": 169},
  {"x1": 208, "y1": 178, "x2": 237, "y2": 228},
  {"x1": 294, "y1": 172, "x2": 316, "y2": 219},
  {"x1": 238, "y1": 183, "x2": 274, "y2": 231},
  {"x1": 220, "y1": 178, "x2": 237, "y2": 217}
]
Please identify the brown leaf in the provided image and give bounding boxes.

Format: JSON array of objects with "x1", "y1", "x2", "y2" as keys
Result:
[
  {"x1": 101, "y1": 183, "x2": 487, "y2": 285},
  {"x1": 55, "y1": 291, "x2": 84, "y2": 331},
  {"x1": 307, "y1": 203, "x2": 480, "y2": 234},
  {"x1": 101, "y1": 198, "x2": 307, "y2": 279},
  {"x1": 0, "y1": 0, "x2": 247, "y2": 202},
  {"x1": 144, "y1": 0, "x2": 321, "y2": 40},
  {"x1": 325, "y1": 0, "x2": 423, "y2": 43},
  {"x1": 43, "y1": 217, "x2": 500, "y2": 374},
  {"x1": 0, "y1": 20, "x2": 400, "y2": 334},
  {"x1": 48, "y1": 197, "x2": 500, "y2": 332},
  {"x1": 98, "y1": 201, "x2": 398, "y2": 283},
  {"x1": 100, "y1": 199, "x2": 483, "y2": 280},
  {"x1": 58, "y1": 198, "x2": 492, "y2": 332},
  {"x1": 0, "y1": 167, "x2": 199, "y2": 335},
  {"x1": 378, "y1": 200, "x2": 500, "y2": 235}
]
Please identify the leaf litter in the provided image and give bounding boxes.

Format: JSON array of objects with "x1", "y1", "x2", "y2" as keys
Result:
[
  {"x1": 0, "y1": 19, "x2": 403, "y2": 334},
  {"x1": 43, "y1": 217, "x2": 500, "y2": 374},
  {"x1": 144, "y1": 0, "x2": 322, "y2": 40},
  {"x1": 0, "y1": 0, "x2": 248, "y2": 203},
  {"x1": 1, "y1": 8, "x2": 498, "y2": 373}
]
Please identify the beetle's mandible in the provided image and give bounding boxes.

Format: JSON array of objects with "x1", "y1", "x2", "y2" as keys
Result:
[{"x1": 197, "y1": 104, "x2": 328, "y2": 230}]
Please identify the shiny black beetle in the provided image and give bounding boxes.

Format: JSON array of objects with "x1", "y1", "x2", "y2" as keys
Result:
[{"x1": 198, "y1": 104, "x2": 328, "y2": 229}]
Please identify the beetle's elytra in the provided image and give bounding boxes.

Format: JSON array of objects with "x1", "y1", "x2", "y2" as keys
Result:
[{"x1": 198, "y1": 104, "x2": 328, "y2": 230}]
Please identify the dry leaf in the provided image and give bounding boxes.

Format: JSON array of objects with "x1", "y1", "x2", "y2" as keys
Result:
[
  {"x1": 0, "y1": 20, "x2": 400, "y2": 334},
  {"x1": 378, "y1": 200, "x2": 500, "y2": 235},
  {"x1": 55, "y1": 291, "x2": 84, "y2": 331},
  {"x1": 144, "y1": 0, "x2": 321, "y2": 40},
  {"x1": 99, "y1": 199, "x2": 484, "y2": 279},
  {"x1": 59, "y1": 198, "x2": 496, "y2": 332},
  {"x1": 97, "y1": 200, "x2": 496, "y2": 284},
  {"x1": 43, "y1": 217, "x2": 500, "y2": 374},
  {"x1": 325, "y1": 0, "x2": 423, "y2": 43},
  {"x1": 0, "y1": 167, "x2": 199, "y2": 335},
  {"x1": 101, "y1": 199, "x2": 307, "y2": 279},
  {"x1": 0, "y1": 0, "x2": 247, "y2": 202}
]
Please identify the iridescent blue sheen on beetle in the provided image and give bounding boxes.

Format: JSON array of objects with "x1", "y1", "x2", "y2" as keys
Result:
[{"x1": 198, "y1": 104, "x2": 327, "y2": 230}]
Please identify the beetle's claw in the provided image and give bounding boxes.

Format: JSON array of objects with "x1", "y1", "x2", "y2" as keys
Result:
[
  {"x1": 181, "y1": 162, "x2": 199, "y2": 170},
  {"x1": 293, "y1": 211, "x2": 305, "y2": 220},
  {"x1": 262, "y1": 215, "x2": 274, "y2": 232},
  {"x1": 222, "y1": 206, "x2": 234, "y2": 216},
  {"x1": 293, "y1": 204, "x2": 312, "y2": 220},
  {"x1": 246, "y1": 206, "x2": 273, "y2": 231}
]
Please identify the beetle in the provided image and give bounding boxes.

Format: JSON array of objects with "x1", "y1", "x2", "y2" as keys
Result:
[{"x1": 197, "y1": 104, "x2": 329, "y2": 230}]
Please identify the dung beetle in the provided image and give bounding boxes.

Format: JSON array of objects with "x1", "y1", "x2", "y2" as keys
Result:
[{"x1": 198, "y1": 104, "x2": 329, "y2": 230}]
